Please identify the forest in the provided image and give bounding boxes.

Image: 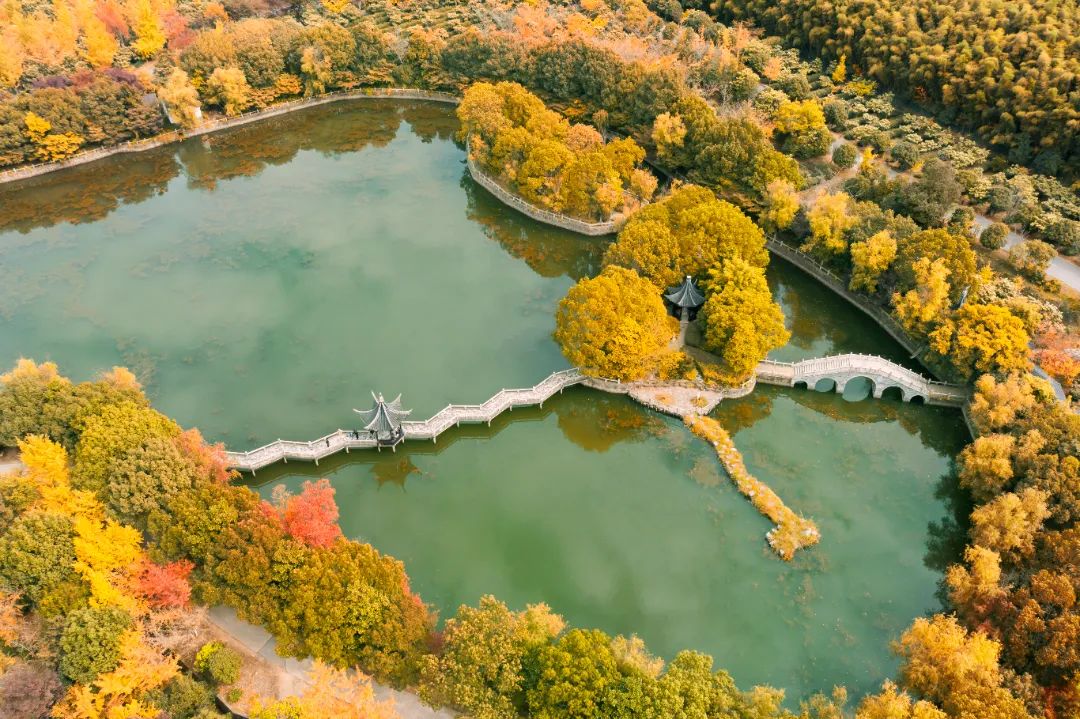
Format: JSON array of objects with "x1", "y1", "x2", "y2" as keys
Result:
[{"x1": 710, "y1": 0, "x2": 1079, "y2": 178}]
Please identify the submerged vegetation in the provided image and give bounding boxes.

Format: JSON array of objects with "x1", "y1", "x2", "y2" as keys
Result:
[{"x1": 684, "y1": 414, "x2": 819, "y2": 560}]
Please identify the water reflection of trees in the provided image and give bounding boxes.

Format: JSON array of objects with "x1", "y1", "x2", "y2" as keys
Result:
[
  {"x1": 925, "y1": 464, "x2": 973, "y2": 603},
  {"x1": 0, "y1": 152, "x2": 178, "y2": 232},
  {"x1": 461, "y1": 180, "x2": 605, "y2": 281},
  {"x1": 712, "y1": 384, "x2": 969, "y2": 457},
  {"x1": 244, "y1": 389, "x2": 667, "y2": 489},
  {"x1": 0, "y1": 101, "x2": 458, "y2": 234},
  {"x1": 767, "y1": 258, "x2": 919, "y2": 371}
]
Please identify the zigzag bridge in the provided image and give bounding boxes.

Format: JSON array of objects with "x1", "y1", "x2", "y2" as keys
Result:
[{"x1": 225, "y1": 354, "x2": 967, "y2": 472}]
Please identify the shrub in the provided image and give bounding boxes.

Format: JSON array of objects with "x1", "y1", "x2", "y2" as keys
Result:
[
  {"x1": 0, "y1": 511, "x2": 78, "y2": 604},
  {"x1": 59, "y1": 606, "x2": 132, "y2": 684},
  {"x1": 832, "y1": 143, "x2": 856, "y2": 168},
  {"x1": 752, "y1": 87, "x2": 787, "y2": 117},
  {"x1": 987, "y1": 185, "x2": 1015, "y2": 213},
  {"x1": 1007, "y1": 240, "x2": 1057, "y2": 281},
  {"x1": 890, "y1": 140, "x2": 919, "y2": 170},
  {"x1": 980, "y1": 222, "x2": 1009, "y2": 250},
  {"x1": 822, "y1": 99, "x2": 848, "y2": 130},
  {"x1": 1043, "y1": 219, "x2": 1079, "y2": 255},
  {"x1": 946, "y1": 207, "x2": 976, "y2": 239},
  {"x1": 195, "y1": 641, "x2": 242, "y2": 685},
  {"x1": 151, "y1": 675, "x2": 215, "y2": 719}
]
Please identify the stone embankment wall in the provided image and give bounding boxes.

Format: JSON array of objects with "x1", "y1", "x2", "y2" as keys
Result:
[{"x1": 0, "y1": 88, "x2": 460, "y2": 185}]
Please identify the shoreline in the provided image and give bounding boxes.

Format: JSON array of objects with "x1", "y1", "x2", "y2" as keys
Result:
[{"x1": 0, "y1": 88, "x2": 461, "y2": 186}]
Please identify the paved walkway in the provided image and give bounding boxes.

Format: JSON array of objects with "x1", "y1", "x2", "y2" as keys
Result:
[
  {"x1": 970, "y1": 213, "x2": 1080, "y2": 291},
  {"x1": 206, "y1": 606, "x2": 455, "y2": 719},
  {"x1": 801, "y1": 140, "x2": 1080, "y2": 294}
]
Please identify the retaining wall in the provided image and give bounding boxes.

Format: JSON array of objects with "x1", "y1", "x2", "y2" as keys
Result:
[{"x1": 0, "y1": 88, "x2": 461, "y2": 185}]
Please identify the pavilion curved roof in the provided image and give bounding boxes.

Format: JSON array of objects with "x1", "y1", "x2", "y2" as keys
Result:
[
  {"x1": 354, "y1": 393, "x2": 412, "y2": 434},
  {"x1": 665, "y1": 275, "x2": 705, "y2": 308}
]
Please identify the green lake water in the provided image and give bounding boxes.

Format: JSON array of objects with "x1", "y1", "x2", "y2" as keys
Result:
[{"x1": 0, "y1": 101, "x2": 969, "y2": 701}]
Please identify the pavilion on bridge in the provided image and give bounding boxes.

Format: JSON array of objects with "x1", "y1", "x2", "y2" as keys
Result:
[{"x1": 354, "y1": 392, "x2": 411, "y2": 450}]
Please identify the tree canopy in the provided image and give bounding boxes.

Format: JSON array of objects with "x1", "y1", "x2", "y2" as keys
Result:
[{"x1": 554, "y1": 266, "x2": 676, "y2": 381}]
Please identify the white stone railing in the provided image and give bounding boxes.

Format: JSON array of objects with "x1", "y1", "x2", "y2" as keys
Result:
[
  {"x1": 223, "y1": 353, "x2": 967, "y2": 472},
  {"x1": 465, "y1": 149, "x2": 621, "y2": 236},
  {"x1": 765, "y1": 238, "x2": 921, "y2": 357},
  {"x1": 400, "y1": 368, "x2": 587, "y2": 440},
  {"x1": 756, "y1": 353, "x2": 967, "y2": 405},
  {"x1": 225, "y1": 368, "x2": 591, "y2": 471}
]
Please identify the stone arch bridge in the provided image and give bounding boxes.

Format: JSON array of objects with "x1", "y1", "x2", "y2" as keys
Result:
[
  {"x1": 755, "y1": 354, "x2": 967, "y2": 406},
  {"x1": 224, "y1": 354, "x2": 966, "y2": 472}
]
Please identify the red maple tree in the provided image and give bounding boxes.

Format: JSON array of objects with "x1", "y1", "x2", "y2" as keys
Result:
[
  {"x1": 279, "y1": 479, "x2": 343, "y2": 548},
  {"x1": 136, "y1": 560, "x2": 194, "y2": 608}
]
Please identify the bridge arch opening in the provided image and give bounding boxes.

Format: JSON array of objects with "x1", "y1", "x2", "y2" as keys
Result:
[
  {"x1": 813, "y1": 378, "x2": 837, "y2": 393},
  {"x1": 908, "y1": 395, "x2": 926, "y2": 405},
  {"x1": 879, "y1": 386, "x2": 904, "y2": 402},
  {"x1": 840, "y1": 376, "x2": 874, "y2": 402},
  {"x1": 793, "y1": 380, "x2": 809, "y2": 391}
]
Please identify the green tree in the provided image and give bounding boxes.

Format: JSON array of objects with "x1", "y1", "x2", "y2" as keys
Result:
[
  {"x1": 0, "y1": 359, "x2": 78, "y2": 449},
  {"x1": 74, "y1": 401, "x2": 180, "y2": 494},
  {"x1": 275, "y1": 539, "x2": 433, "y2": 687},
  {"x1": 419, "y1": 595, "x2": 564, "y2": 719},
  {"x1": 554, "y1": 266, "x2": 676, "y2": 381},
  {"x1": 0, "y1": 511, "x2": 78, "y2": 604},
  {"x1": 195, "y1": 641, "x2": 242, "y2": 685},
  {"x1": 59, "y1": 606, "x2": 133, "y2": 684},
  {"x1": 832, "y1": 143, "x2": 857, "y2": 169},
  {"x1": 895, "y1": 159, "x2": 962, "y2": 228},
  {"x1": 980, "y1": 223, "x2": 1009, "y2": 250},
  {"x1": 104, "y1": 436, "x2": 201, "y2": 527},
  {"x1": 527, "y1": 629, "x2": 621, "y2": 719},
  {"x1": 699, "y1": 258, "x2": 790, "y2": 379}
]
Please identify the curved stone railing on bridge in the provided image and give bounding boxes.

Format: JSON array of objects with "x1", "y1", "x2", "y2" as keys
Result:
[
  {"x1": 756, "y1": 353, "x2": 967, "y2": 406},
  {"x1": 225, "y1": 368, "x2": 590, "y2": 472},
  {"x1": 399, "y1": 368, "x2": 586, "y2": 440},
  {"x1": 224, "y1": 353, "x2": 967, "y2": 472},
  {"x1": 0, "y1": 88, "x2": 461, "y2": 185},
  {"x1": 465, "y1": 149, "x2": 622, "y2": 236},
  {"x1": 765, "y1": 238, "x2": 920, "y2": 356}
]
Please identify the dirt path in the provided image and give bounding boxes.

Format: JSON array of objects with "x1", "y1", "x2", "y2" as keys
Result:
[
  {"x1": 799, "y1": 143, "x2": 1080, "y2": 293},
  {"x1": 206, "y1": 606, "x2": 456, "y2": 719}
]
